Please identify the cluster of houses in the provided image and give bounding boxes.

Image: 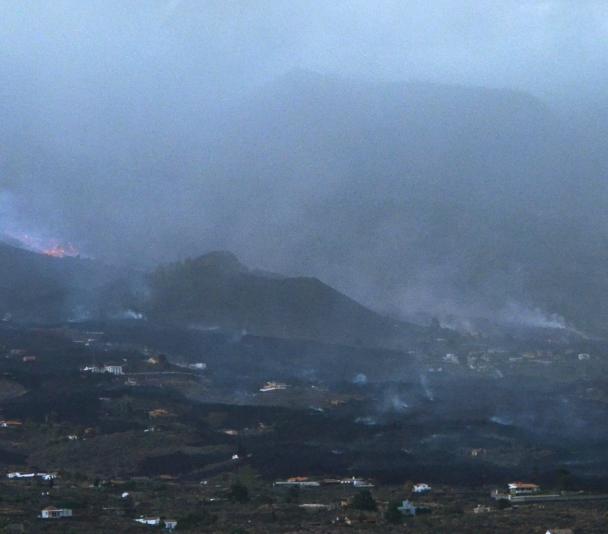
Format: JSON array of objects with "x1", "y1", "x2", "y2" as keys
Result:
[
  {"x1": 274, "y1": 476, "x2": 376, "y2": 488},
  {"x1": 273, "y1": 477, "x2": 434, "y2": 494},
  {"x1": 38, "y1": 509, "x2": 178, "y2": 528}
]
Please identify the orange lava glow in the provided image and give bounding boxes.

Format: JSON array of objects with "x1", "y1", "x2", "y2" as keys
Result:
[
  {"x1": 6, "y1": 232, "x2": 79, "y2": 258},
  {"x1": 43, "y1": 244, "x2": 79, "y2": 258}
]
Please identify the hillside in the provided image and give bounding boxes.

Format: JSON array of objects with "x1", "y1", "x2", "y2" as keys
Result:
[
  {"x1": 190, "y1": 72, "x2": 608, "y2": 333},
  {"x1": 144, "y1": 251, "x2": 423, "y2": 347},
  {"x1": 0, "y1": 242, "x2": 139, "y2": 322},
  {"x1": 4, "y1": 71, "x2": 608, "y2": 333}
]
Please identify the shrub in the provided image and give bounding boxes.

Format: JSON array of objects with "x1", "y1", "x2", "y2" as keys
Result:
[
  {"x1": 385, "y1": 501, "x2": 403, "y2": 524},
  {"x1": 351, "y1": 489, "x2": 376, "y2": 511},
  {"x1": 228, "y1": 481, "x2": 249, "y2": 503}
]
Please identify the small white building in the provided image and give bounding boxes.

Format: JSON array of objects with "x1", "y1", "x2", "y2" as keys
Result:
[
  {"x1": 274, "y1": 477, "x2": 320, "y2": 488},
  {"x1": 7, "y1": 472, "x2": 35, "y2": 479},
  {"x1": 82, "y1": 365, "x2": 124, "y2": 375},
  {"x1": 338, "y1": 477, "x2": 374, "y2": 488},
  {"x1": 103, "y1": 365, "x2": 124, "y2": 375},
  {"x1": 164, "y1": 519, "x2": 178, "y2": 530},
  {"x1": 413, "y1": 483, "x2": 432, "y2": 494},
  {"x1": 40, "y1": 507, "x2": 72, "y2": 519},
  {"x1": 7, "y1": 472, "x2": 56, "y2": 480},
  {"x1": 134, "y1": 516, "x2": 161, "y2": 526},
  {"x1": 259, "y1": 381, "x2": 288, "y2": 392},
  {"x1": 508, "y1": 482, "x2": 540, "y2": 495},
  {"x1": 397, "y1": 499, "x2": 416, "y2": 516}
]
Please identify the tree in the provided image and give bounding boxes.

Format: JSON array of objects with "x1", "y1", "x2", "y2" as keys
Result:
[
  {"x1": 351, "y1": 489, "x2": 377, "y2": 511},
  {"x1": 284, "y1": 486, "x2": 300, "y2": 504},
  {"x1": 556, "y1": 468, "x2": 573, "y2": 491},
  {"x1": 385, "y1": 501, "x2": 403, "y2": 524},
  {"x1": 228, "y1": 480, "x2": 249, "y2": 503},
  {"x1": 177, "y1": 511, "x2": 217, "y2": 530}
]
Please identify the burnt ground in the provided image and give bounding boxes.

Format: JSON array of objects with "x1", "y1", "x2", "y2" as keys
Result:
[{"x1": 0, "y1": 321, "x2": 607, "y2": 531}]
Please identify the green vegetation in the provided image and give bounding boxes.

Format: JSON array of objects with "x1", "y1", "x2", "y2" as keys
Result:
[
  {"x1": 385, "y1": 500, "x2": 404, "y2": 523},
  {"x1": 228, "y1": 480, "x2": 250, "y2": 503},
  {"x1": 351, "y1": 489, "x2": 377, "y2": 511}
]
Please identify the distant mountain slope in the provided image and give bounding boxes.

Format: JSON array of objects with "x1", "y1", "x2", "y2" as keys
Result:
[{"x1": 144, "y1": 251, "x2": 423, "y2": 347}]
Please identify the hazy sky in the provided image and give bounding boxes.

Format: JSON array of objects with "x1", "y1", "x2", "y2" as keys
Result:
[
  {"x1": 1, "y1": 0, "x2": 607, "y2": 103},
  {"x1": 2, "y1": 0, "x2": 606, "y2": 232}
]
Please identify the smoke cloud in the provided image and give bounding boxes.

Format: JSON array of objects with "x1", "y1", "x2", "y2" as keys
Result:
[{"x1": 2, "y1": 1, "x2": 608, "y2": 331}]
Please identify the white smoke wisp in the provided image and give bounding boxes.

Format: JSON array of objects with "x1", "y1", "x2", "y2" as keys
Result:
[
  {"x1": 419, "y1": 373, "x2": 434, "y2": 401},
  {"x1": 353, "y1": 373, "x2": 368, "y2": 385},
  {"x1": 113, "y1": 310, "x2": 145, "y2": 320},
  {"x1": 498, "y1": 301, "x2": 566, "y2": 329}
]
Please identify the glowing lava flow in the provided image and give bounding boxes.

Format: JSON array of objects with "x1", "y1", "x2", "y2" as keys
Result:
[
  {"x1": 3, "y1": 231, "x2": 80, "y2": 258},
  {"x1": 41, "y1": 243, "x2": 79, "y2": 258}
]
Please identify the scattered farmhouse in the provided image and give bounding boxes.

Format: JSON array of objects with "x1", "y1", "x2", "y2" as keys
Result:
[
  {"x1": 134, "y1": 517, "x2": 177, "y2": 529},
  {"x1": 413, "y1": 483, "x2": 432, "y2": 494},
  {"x1": 397, "y1": 500, "x2": 417, "y2": 516},
  {"x1": 274, "y1": 477, "x2": 320, "y2": 488},
  {"x1": 40, "y1": 507, "x2": 72, "y2": 519},
  {"x1": 8, "y1": 472, "x2": 56, "y2": 481},
  {"x1": 508, "y1": 482, "x2": 540, "y2": 495},
  {"x1": 0, "y1": 420, "x2": 23, "y2": 428},
  {"x1": 82, "y1": 364, "x2": 124, "y2": 375},
  {"x1": 340, "y1": 476, "x2": 374, "y2": 488},
  {"x1": 134, "y1": 516, "x2": 161, "y2": 526},
  {"x1": 259, "y1": 381, "x2": 288, "y2": 392}
]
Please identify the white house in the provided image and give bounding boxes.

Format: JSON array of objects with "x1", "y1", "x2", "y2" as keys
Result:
[
  {"x1": 82, "y1": 365, "x2": 124, "y2": 375},
  {"x1": 164, "y1": 519, "x2": 178, "y2": 530},
  {"x1": 397, "y1": 500, "x2": 416, "y2": 516},
  {"x1": 135, "y1": 517, "x2": 161, "y2": 526},
  {"x1": 274, "y1": 477, "x2": 321, "y2": 488},
  {"x1": 413, "y1": 483, "x2": 432, "y2": 494},
  {"x1": 103, "y1": 365, "x2": 124, "y2": 375},
  {"x1": 259, "y1": 381, "x2": 288, "y2": 392},
  {"x1": 508, "y1": 482, "x2": 540, "y2": 495},
  {"x1": 7, "y1": 472, "x2": 56, "y2": 480},
  {"x1": 40, "y1": 507, "x2": 72, "y2": 519},
  {"x1": 338, "y1": 476, "x2": 374, "y2": 488},
  {"x1": 7, "y1": 472, "x2": 35, "y2": 479}
]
